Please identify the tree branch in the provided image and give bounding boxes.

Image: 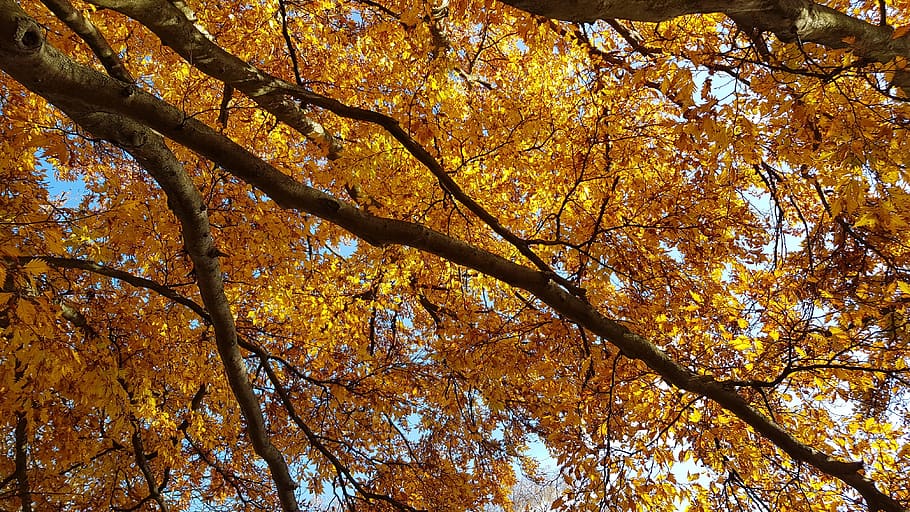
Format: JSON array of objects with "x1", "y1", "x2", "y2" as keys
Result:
[
  {"x1": 7, "y1": 253, "x2": 425, "y2": 510},
  {"x1": 497, "y1": 0, "x2": 910, "y2": 88},
  {"x1": 67, "y1": 110, "x2": 302, "y2": 512},
  {"x1": 260, "y1": 359, "x2": 426, "y2": 512},
  {"x1": 0, "y1": 20, "x2": 303, "y2": 504},
  {"x1": 14, "y1": 412, "x2": 32, "y2": 512},
  {"x1": 130, "y1": 424, "x2": 169, "y2": 512},
  {"x1": 39, "y1": 0, "x2": 133, "y2": 82}
]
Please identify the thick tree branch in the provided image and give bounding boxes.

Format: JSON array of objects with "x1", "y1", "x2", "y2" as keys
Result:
[
  {"x1": 65, "y1": 112, "x2": 301, "y2": 511},
  {"x1": 0, "y1": 4, "x2": 904, "y2": 510},
  {"x1": 39, "y1": 0, "x2": 133, "y2": 82},
  {"x1": 497, "y1": 0, "x2": 910, "y2": 87}
]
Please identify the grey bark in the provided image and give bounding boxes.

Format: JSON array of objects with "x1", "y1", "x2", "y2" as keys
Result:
[
  {"x1": 82, "y1": 113, "x2": 304, "y2": 512},
  {"x1": 85, "y1": 112, "x2": 302, "y2": 511},
  {"x1": 498, "y1": 0, "x2": 910, "y2": 86},
  {"x1": 38, "y1": 0, "x2": 133, "y2": 82}
]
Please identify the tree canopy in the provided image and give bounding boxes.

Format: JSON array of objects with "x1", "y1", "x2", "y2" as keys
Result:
[{"x1": 2, "y1": 0, "x2": 910, "y2": 510}]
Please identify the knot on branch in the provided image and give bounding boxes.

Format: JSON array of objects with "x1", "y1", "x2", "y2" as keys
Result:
[{"x1": 12, "y1": 16, "x2": 43, "y2": 53}]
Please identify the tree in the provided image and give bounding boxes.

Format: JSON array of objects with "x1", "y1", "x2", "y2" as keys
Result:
[
  {"x1": 1, "y1": 0, "x2": 909, "y2": 510},
  {"x1": 508, "y1": 467, "x2": 562, "y2": 512}
]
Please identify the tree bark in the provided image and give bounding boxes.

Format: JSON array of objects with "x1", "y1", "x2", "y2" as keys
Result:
[
  {"x1": 497, "y1": 0, "x2": 910, "y2": 85},
  {"x1": 15, "y1": 412, "x2": 32, "y2": 512}
]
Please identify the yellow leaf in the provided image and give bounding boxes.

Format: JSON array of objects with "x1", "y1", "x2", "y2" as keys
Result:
[
  {"x1": 732, "y1": 336, "x2": 751, "y2": 351},
  {"x1": 16, "y1": 299, "x2": 36, "y2": 321},
  {"x1": 854, "y1": 213, "x2": 876, "y2": 228},
  {"x1": 22, "y1": 258, "x2": 49, "y2": 276}
]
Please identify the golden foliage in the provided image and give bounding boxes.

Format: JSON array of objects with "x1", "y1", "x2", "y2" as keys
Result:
[{"x1": 2, "y1": 0, "x2": 910, "y2": 510}]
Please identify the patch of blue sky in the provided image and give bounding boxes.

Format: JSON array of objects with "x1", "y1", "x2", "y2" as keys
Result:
[{"x1": 37, "y1": 150, "x2": 89, "y2": 209}]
